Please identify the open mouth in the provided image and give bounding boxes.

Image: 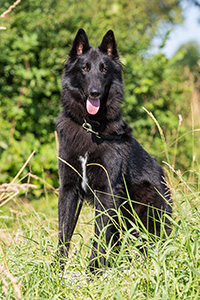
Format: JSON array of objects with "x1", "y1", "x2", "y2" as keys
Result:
[{"x1": 86, "y1": 97, "x2": 100, "y2": 115}]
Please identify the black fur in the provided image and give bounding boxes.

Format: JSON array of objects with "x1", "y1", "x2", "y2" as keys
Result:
[{"x1": 56, "y1": 28, "x2": 172, "y2": 272}]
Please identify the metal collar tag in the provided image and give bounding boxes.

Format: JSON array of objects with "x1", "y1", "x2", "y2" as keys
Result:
[{"x1": 82, "y1": 119, "x2": 101, "y2": 138}]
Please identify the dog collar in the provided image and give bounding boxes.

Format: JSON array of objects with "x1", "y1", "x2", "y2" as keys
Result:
[
  {"x1": 65, "y1": 112, "x2": 123, "y2": 141},
  {"x1": 82, "y1": 119, "x2": 123, "y2": 141}
]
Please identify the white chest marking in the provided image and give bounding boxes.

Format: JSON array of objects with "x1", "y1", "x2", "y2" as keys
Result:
[{"x1": 79, "y1": 152, "x2": 88, "y2": 192}]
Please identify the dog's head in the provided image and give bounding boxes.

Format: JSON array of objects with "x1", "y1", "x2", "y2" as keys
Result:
[{"x1": 62, "y1": 29, "x2": 123, "y2": 118}]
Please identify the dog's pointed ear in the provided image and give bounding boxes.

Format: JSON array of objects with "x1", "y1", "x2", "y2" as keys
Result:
[
  {"x1": 69, "y1": 28, "x2": 90, "y2": 57},
  {"x1": 99, "y1": 30, "x2": 119, "y2": 59}
]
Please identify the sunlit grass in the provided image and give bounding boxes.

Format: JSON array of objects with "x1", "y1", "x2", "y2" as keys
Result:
[
  {"x1": 0, "y1": 114, "x2": 200, "y2": 299},
  {"x1": 0, "y1": 161, "x2": 200, "y2": 299}
]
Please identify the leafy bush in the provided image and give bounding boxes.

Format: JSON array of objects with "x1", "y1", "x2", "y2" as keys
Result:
[{"x1": 0, "y1": 0, "x2": 198, "y2": 196}]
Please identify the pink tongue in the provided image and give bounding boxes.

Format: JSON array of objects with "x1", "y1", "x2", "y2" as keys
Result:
[{"x1": 86, "y1": 98, "x2": 100, "y2": 115}]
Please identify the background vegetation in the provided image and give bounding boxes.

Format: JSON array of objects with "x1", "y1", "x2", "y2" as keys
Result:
[
  {"x1": 0, "y1": 0, "x2": 200, "y2": 299},
  {"x1": 0, "y1": 0, "x2": 200, "y2": 193}
]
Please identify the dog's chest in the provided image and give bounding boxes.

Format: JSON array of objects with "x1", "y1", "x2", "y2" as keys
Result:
[
  {"x1": 78, "y1": 149, "x2": 106, "y2": 194},
  {"x1": 77, "y1": 144, "x2": 116, "y2": 194},
  {"x1": 79, "y1": 152, "x2": 88, "y2": 192}
]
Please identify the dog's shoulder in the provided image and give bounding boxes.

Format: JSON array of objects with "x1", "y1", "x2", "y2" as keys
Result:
[{"x1": 56, "y1": 112, "x2": 70, "y2": 134}]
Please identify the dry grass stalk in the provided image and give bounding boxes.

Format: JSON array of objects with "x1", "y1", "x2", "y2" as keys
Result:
[
  {"x1": 0, "y1": 0, "x2": 21, "y2": 30},
  {"x1": 0, "y1": 0, "x2": 21, "y2": 18},
  {"x1": 11, "y1": 151, "x2": 35, "y2": 184},
  {"x1": 0, "y1": 183, "x2": 37, "y2": 193},
  {"x1": 0, "y1": 151, "x2": 35, "y2": 202},
  {"x1": 2, "y1": 276, "x2": 9, "y2": 296},
  {"x1": 0, "y1": 191, "x2": 19, "y2": 208},
  {"x1": 28, "y1": 173, "x2": 59, "y2": 195},
  {"x1": 0, "y1": 266, "x2": 23, "y2": 299},
  {"x1": 184, "y1": 67, "x2": 200, "y2": 126},
  {"x1": 0, "y1": 247, "x2": 23, "y2": 299},
  {"x1": 164, "y1": 161, "x2": 199, "y2": 203},
  {"x1": 0, "y1": 151, "x2": 37, "y2": 208}
]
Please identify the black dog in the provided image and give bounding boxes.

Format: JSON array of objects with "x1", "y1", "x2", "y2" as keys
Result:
[{"x1": 56, "y1": 28, "x2": 172, "y2": 272}]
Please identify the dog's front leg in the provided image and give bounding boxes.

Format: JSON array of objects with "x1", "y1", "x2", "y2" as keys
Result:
[
  {"x1": 89, "y1": 194, "x2": 119, "y2": 273},
  {"x1": 57, "y1": 186, "x2": 79, "y2": 270}
]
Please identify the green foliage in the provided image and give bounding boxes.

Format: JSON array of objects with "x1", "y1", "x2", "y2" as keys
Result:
[
  {"x1": 175, "y1": 41, "x2": 200, "y2": 70},
  {"x1": 0, "y1": 0, "x2": 198, "y2": 195},
  {"x1": 122, "y1": 51, "x2": 196, "y2": 169}
]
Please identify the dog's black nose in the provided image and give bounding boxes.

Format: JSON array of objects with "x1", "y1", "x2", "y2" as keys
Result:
[{"x1": 89, "y1": 88, "x2": 101, "y2": 98}]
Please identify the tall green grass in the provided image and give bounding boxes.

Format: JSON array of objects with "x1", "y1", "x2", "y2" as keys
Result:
[{"x1": 0, "y1": 115, "x2": 200, "y2": 299}]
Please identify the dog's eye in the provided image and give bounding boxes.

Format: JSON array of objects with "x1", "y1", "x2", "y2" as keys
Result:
[
  {"x1": 82, "y1": 66, "x2": 88, "y2": 72},
  {"x1": 100, "y1": 63, "x2": 107, "y2": 73}
]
